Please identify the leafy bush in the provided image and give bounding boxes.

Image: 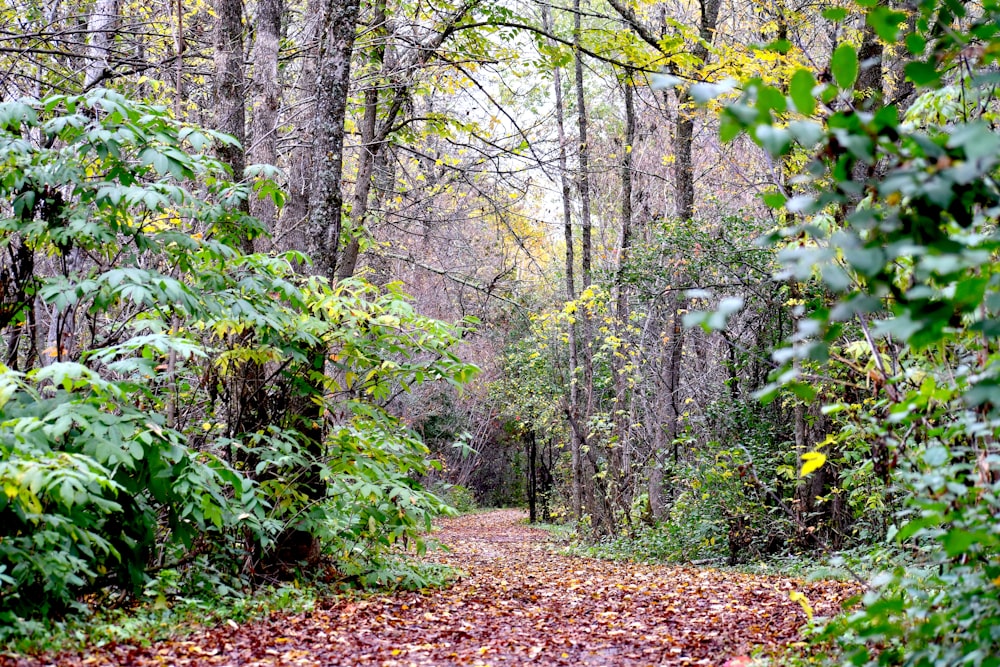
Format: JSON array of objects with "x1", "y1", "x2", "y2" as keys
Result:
[
  {"x1": 694, "y1": 0, "x2": 1000, "y2": 662},
  {"x1": 0, "y1": 90, "x2": 477, "y2": 627}
]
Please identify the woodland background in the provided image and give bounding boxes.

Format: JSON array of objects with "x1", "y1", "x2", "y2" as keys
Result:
[{"x1": 1, "y1": 0, "x2": 999, "y2": 664}]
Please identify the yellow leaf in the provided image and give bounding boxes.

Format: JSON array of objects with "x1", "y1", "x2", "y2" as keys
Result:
[
  {"x1": 789, "y1": 590, "x2": 814, "y2": 621},
  {"x1": 800, "y1": 451, "x2": 826, "y2": 477}
]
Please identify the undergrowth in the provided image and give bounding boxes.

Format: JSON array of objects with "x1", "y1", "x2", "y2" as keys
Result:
[
  {"x1": 549, "y1": 520, "x2": 906, "y2": 585},
  {"x1": 0, "y1": 556, "x2": 455, "y2": 656}
]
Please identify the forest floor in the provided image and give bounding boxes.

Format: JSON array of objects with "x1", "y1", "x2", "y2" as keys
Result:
[{"x1": 3, "y1": 510, "x2": 858, "y2": 667}]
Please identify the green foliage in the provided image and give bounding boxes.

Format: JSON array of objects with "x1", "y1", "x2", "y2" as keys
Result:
[
  {"x1": 432, "y1": 483, "x2": 478, "y2": 514},
  {"x1": 707, "y1": 0, "x2": 1000, "y2": 663},
  {"x1": 0, "y1": 364, "x2": 261, "y2": 619},
  {"x1": 0, "y1": 91, "x2": 477, "y2": 628}
]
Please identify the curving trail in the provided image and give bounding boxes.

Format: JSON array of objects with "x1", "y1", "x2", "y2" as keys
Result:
[{"x1": 3, "y1": 510, "x2": 856, "y2": 666}]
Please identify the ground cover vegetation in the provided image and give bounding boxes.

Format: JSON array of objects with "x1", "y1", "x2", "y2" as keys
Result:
[{"x1": 1, "y1": 0, "x2": 999, "y2": 664}]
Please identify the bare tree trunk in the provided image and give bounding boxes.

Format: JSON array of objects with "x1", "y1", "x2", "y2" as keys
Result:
[
  {"x1": 573, "y1": 0, "x2": 592, "y2": 287},
  {"x1": 212, "y1": 0, "x2": 248, "y2": 228},
  {"x1": 276, "y1": 0, "x2": 325, "y2": 253},
  {"x1": 674, "y1": 0, "x2": 720, "y2": 221},
  {"x1": 249, "y1": 0, "x2": 284, "y2": 238},
  {"x1": 526, "y1": 430, "x2": 537, "y2": 523},
  {"x1": 335, "y1": 1, "x2": 476, "y2": 280},
  {"x1": 83, "y1": 0, "x2": 120, "y2": 90},
  {"x1": 307, "y1": 0, "x2": 362, "y2": 280},
  {"x1": 613, "y1": 76, "x2": 635, "y2": 498},
  {"x1": 541, "y1": 4, "x2": 581, "y2": 522},
  {"x1": 335, "y1": 0, "x2": 388, "y2": 280},
  {"x1": 571, "y1": 0, "x2": 598, "y2": 524}
]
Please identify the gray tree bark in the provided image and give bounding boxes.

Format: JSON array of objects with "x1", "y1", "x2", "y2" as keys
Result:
[
  {"x1": 249, "y1": 0, "x2": 284, "y2": 238},
  {"x1": 83, "y1": 0, "x2": 120, "y2": 90},
  {"x1": 307, "y1": 0, "x2": 363, "y2": 280},
  {"x1": 542, "y1": 3, "x2": 582, "y2": 522}
]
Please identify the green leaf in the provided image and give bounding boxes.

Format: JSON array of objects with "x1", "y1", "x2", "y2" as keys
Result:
[
  {"x1": 905, "y1": 33, "x2": 926, "y2": 55},
  {"x1": 822, "y1": 7, "x2": 848, "y2": 21},
  {"x1": 941, "y1": 530, "x2": 981, "y2": 558},
  {"x1": 789, "y1": 69, "x2": 817, "y2": 116},
  {"x1": 922, "y1": 445, "x2": 949, "y2": 466},
  {"x1": 788, "y1": 120, "x2": 824, "y2": 147},
  {"x1": 867, "y1": 6, "x2": 907, "y2": 42},
  {"x1": 831, "y1": 44, "x2": 859, "y2": 90},
  {"x1": 762, "y1": 191, "x2": 787, "y2": 208},
  {"x1": 763, "y1": 39, "x2": 792, "y2": 54},
  {"x1": 905, "y1": 60, "x2": 943, "y2": 87},
  {"x1": 754, "y1": 125, "x2": 791, "y2": 155},
  {"x1": 947, "y1": 122, "x2": 1000, "y2": 162}
]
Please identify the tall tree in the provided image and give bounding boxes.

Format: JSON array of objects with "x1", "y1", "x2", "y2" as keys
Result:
[
  {"x1": 82, "y1": 0, "x2": 120, "y2": 90},
  {"x1": 212, "y1": 0, "x2": 248, "y2": 223},
  {"x1": 249, "y1": 0, "x2": 285, "y2": 237},
  {"x1": 541, "y1": 3, "x2": 582, "y2": 521},
  {"x1": 573, "y1": 0, "x2": 592, "y2": 287},
  {"x1": 307, "y1": 0, "x2": 363, "y2": 280}
]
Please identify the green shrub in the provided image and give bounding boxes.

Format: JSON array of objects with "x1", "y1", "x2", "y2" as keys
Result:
[{"x1": 0, "y1": 90, "x2": 478, "y2": 628}]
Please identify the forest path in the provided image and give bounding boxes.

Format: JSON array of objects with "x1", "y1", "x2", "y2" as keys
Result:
[{"x1": 12, "y1": 510, "x2": 854, "y2": 666}]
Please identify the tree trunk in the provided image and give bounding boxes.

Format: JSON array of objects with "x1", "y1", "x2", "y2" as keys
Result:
[
  {"x1": 335, "y1": 1, "x2": 475, "y2": 280},
  {"x1": 542, "y1": 3, "x2": 582, "y2": 522},
  {"x1": 249, "y1": 0, "x2": 284, "y2": 238},
  {"x1": 83, "y1": 0, "x2": 120, "y2": 90},
  {"x1": 306, "y1": 0, "x2": 362, "y2": 280},
  {"x1": 526, "y1": 430, "x2": 537, "y2": 523},
  {"x1": 573, "y1": 0, "x2": 592, "y2": 287},
  {"x1": 613, "y1": 75, "x2": 635, "y2": 485},
  {"x1": 572, "y1": 0, "x2": 599, "y2": 525},
  {"x1": 674, "y1": 0, "x2": 720, "y2": 222},
  {"x1": 212, "y1": 0, "x2": 248, "y2": 232},
  {"x1": 276, "y1": 0, "x2": 325, "y2": 254},
  {"x1": 335, "y1": 0, "x2": 387, "y2": 280}
]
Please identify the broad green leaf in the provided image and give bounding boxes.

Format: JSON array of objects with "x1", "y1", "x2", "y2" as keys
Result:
[
  {"x1": 762, "y1": 191, "x2": 786, "y2": 208},
  {"x1": 822, "y1": 7, "x2": 848, "y2": 21},
  {"x1": 831, "y1": 44, "x2": 859, "y2": 90},
  {"x1": 905, "y1": 60, "x2": 942, "y2": 87},
  {"x1": 905, "y1": 33, "x2": 926, "y2": 55},
  {"x1": 867, "y1": 6, "x2": 907, "y2": 42},
  {"x1": 789, "y1": 69, "x2": 816, "y2": 116}
]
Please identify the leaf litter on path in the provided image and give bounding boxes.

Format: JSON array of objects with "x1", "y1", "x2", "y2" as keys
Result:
[{"x1": 3, "y1": 510, "x2": 857, "y2": 666}]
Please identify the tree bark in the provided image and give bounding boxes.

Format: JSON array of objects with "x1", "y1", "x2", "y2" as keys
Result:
[
  {"x1": 542, "y1": 3, "x2": 582, "y2": 522},
  {"x1": 307, "y1": 0, "x2": 362, "y2": 280},
  {"x1": 613, "y1": 75, "x2": 635, "y2": 489},
  {"x1": 249, "y1": 0, "x2": 284, "y2": 238},
  {"x1": 674, "y1": 0, "x2": 720, "y2": 222},
  {"x1": 212, "y1": 0, "x2": 251, "y2": 251},
  {"x1": 573, "y1": 0, "x2": 592, "y2": 287},
  {"x1": 83, "y1": 0, "x2": 120, "y2": 90},
  {"x1": 526, "y1": 430, "x2": 537, "y2": 523},
  {"x1": 335, "y1": 0, "x2": 388, "y2": 280}
]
